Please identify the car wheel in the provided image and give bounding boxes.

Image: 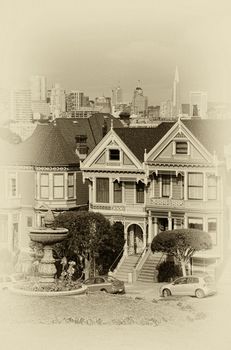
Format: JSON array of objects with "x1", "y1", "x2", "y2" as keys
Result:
[
  {"x1": 100, "y1": 289, "x2": 108, "y2": 293},
  {"x1": 162, "y1": 288, "x2": 171, "y2": 297},
  {"x1": 195, "y1": 289, "x2": 205, "y2": 298}
]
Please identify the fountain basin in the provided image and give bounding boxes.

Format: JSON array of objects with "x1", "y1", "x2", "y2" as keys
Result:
[
  {"x1": 29, "y1": 227, "x2": 69, "y2": 245},
  {"x1": 9, "y1": 284, "x2": 87, "y2": 297}
]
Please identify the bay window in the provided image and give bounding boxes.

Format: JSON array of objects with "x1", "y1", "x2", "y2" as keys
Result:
[
  {"x1": 53, "y1": 174, "x2": 64, "y2": 199},
  {"x1": 40, "y1": 173, "x2": 49, "y2": 199},
  {"x1": 68, "y1": 173, "x2": 74, "y2": 198},
  {"x1": 96, "y1": 178, "x2": 109, "y2": 203},
  {"x1": 188, "y1": 217, "x2": 203, "y2": 230},
  {"x1": 188, "y1": 173, "x2": 203, "y2": 200},
  {"x1": 113, "y1": 181, "x2": 122, "y2": 203},
  {"x1": 207, "y1": 176, "x2": 217, "y2": 200},
  {"x1": 136, "y1": 181, "x2": 144, "y2": 203},
  {"x1": 162, "y1": 175, "x2": 170, "y2": 197}
]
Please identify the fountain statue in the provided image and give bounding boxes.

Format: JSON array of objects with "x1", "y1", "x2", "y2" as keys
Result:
[{"x1": 29, "y1": 208, "x2": 69, "y2": 283}]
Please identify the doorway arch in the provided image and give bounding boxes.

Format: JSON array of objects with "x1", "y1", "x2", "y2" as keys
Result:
[{"x1": 127, "y1": 224, "x2": 144, "y2": 255}]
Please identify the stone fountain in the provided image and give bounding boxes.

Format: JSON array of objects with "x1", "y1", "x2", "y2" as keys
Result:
[{"x1": 29, "y1": 208, "x2": 69, "y2": 283}]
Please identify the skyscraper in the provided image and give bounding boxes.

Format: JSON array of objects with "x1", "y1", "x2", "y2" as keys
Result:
[
  {"x1": 112, "y1": 85, "x2": 123, "y2": 106},
  {"x1": 132, "y1": 85, "x2": 148, "y2": 116},
  {"x1": 172, "y1": 66, "x2": 180, "y2": 117},
  {"x1": 50, "y1": 84, "x2": 66, "y2": 119},
  {"x1": 189, "y1": 91, "x2": 208, "y2": 118},
  {"x1": 11, "y1": 89, "x2": 33, "y2": 122},
  {"x1": 30, "y1": 75, "x2": 47, "y2": 101}
]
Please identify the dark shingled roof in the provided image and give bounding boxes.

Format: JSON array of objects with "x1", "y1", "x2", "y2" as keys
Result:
[
  {"x1": 182, "y1": 119, "x2": 231, "y2": 158},
  {"x1": 10, "y1": 114, "x2": 123, "y2": 167},
  {"x1": 114, "y1": 122, "x2": 174, "y2": 161},
  {"x1": 115, "y1": 119, "x2": 231, "y2": 162}
]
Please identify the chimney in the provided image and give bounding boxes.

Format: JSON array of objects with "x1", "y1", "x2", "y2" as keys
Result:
[{"x1": 75, "y1": 135, "x2": 88, "y2": 160}]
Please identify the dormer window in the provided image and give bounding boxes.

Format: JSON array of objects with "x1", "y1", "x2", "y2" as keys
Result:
[
  {"x1": 175, "y1": 141, "x2": 188, "y2": 155},
  {"x1": 109, "y1": 149, "x2": 120, "y2": 161}
]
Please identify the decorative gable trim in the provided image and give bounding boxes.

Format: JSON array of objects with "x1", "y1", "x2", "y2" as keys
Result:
[
  {"x1": 81, "y1": 129, "x2": 142, "y2": 170},
  {"x1": 146, "y1": 119, "x2": 214, "y2": 164}
]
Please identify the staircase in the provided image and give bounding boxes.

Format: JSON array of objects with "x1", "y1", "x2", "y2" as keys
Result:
[
  {"x1": 114, "y1": 254, "x2": 141, "y2": 283},
  {"x1": 137, "y1": 252, "x2": 164, "y2": 283}
]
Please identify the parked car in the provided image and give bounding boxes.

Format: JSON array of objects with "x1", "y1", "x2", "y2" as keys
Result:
[
  {"x1": 0, "y1": 273, "x2": 24, "y2": 290},
  {"x1": 160, "y1": 275, "x2": 216, "y2": 298},
  {"x1": 83, "y1": 275, "x2": 125, "y2": 294}
]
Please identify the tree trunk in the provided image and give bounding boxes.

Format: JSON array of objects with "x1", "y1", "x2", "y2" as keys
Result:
[{"x1": 180, "y1": 260, "x2": 187, "y2": 276}]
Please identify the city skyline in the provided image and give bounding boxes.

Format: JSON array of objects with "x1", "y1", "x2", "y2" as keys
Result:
[{"x1": 0, "y1": 0, "x2": 231, "y2": 109}]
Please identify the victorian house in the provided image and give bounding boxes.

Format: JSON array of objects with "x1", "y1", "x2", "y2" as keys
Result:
[
  {"x1": 81, "y1": 119, "x2": 231, "y2": 282},
  {"x1": 0, "y1": 114, "x2": 123, "y2": 265}
]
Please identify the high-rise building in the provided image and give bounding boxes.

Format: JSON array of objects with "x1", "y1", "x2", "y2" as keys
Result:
[
  {"x1": 50, "y1": 84, "x2": 66, "y2": 119},
  {"x1": 11, "y1": 89, "x2": 33, "y2": 122},
  {"x1": 189, "y1": 91, "x2": 208, "y2": 118},
  {"x1": 30, "y1": 76, "x2": 49, "y2": 118},
  {"x1": 132, "y1": 86, "x2": 148, "y2": 116},
  {"x1": 172, "y1": 66, "x2": 180, "y2": 117},
  {"x1": 30, "y1": 75, "x2": 47, "y2": 101},
  {"x1": 112, "y1": 86, "x2": 123, "y2": 106},
  {"x1": 66, "y1": 91, "x2": 84, "y2": 114},
  {"x1": 160, "y1": 100, "x2": 172, "y2": 120}
]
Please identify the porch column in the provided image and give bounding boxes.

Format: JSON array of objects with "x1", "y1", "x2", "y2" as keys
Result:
[
  {"x1": 168, "y1": 212, "x2": 172, "y2": 230},
  {"x1": 184, "y1": 171, "x2": 188, "y2": 200},
  {"x1": 153, "y1": 217, "x2": 158, "y2": 236},
  {"x1": 124, "y1": 227, "x2": 128, "y2": 256},
  {"x1": 148, "y1": 210, "x2": 153, "y2": 244},
  {"x1": 143, "y1": 220, "x2": 147, "y2": 249}
]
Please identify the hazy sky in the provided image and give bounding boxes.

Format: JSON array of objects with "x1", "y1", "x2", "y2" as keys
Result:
[{"x1": 0, "y1": 0, "x2": 231, "y2": 105}]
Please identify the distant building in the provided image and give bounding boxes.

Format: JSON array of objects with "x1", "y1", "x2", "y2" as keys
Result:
[
  {"x1": 10, "y1": 89, "x2": 33, "y2": 122},
  {"x1": 112, "y1": 86, "x2": 123, "y2": 106},
  {"x1": 172, "y1": 66, "x2": 180, "y2": 117},
  {"x1": 181, "y1": 103, "x2": 190, "y2": 117},
  {"x1": 50, "y1": 84, "x2": 66, "y2": 119},
  {"x1": 30, "y1": 75, "x2": 47, "y2": 102},
  {"x1": 95, "y1": 96, "x2": 112, "y2": 113},
  {"x1": 147, "y1": 105, "x2": 160, "y2": 120},
  {"x1": 66, "y1": 91, "x2": 85, "y2": 117},
  {"x1": 190, "y1": 91, "x2": 207, "y2": 118},
  {"x1": 160, "y1": 100, "x2": 173, "y2": 120},
  {"x1": 132, "y1": 86, "x2": 148, "y2": 116}
]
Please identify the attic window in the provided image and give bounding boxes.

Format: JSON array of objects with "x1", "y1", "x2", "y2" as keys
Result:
[
  {"x1": 109, "y1": 149, "x2": 120, "y2": 161},
  {"x1": 176, "y1": 141, "x2": 188, "y2": 154}
]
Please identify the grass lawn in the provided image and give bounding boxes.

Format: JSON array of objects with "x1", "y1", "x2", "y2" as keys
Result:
[{"x1": 0, "y1": 290, "x2": 206, "y2": 326}]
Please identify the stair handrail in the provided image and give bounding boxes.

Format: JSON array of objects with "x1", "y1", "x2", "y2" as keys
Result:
[
  {"x1": 134, "y1": 246, "x2": 150, "y2": 270},
  {"x1": 108, "y1": 247, "x2": 124, "y2": 273},
  {"x1": 155, "y1": 252, "x2": 166, "y2": 269}
]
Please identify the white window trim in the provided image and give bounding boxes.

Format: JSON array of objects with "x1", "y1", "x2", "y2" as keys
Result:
[
  {"x1": 173, "y1": 139, "x2": 190, "y2": 156},
  {"x1": 106, "y1": 146, "x2": 122, "y2": 165}
]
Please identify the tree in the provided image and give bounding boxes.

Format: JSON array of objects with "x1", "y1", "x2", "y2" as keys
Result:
[
  {"x1": 53, "y1": 211, "x2": 124, "y2": 278},
  {"x1": 151, "y1": 229, "x2": 212, "y2": 276}
]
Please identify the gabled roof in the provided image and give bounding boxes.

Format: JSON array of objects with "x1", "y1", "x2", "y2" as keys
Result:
[
  {"x1": 5, "y1": 114, "x2": 123, "y2": 167},
  {"x1": 114, "y1": 119, "x2": 231, "y2": 163},
  {"x1": 182, "y1": 119, "x2": 231, "y2": 158},
  {"x1": 114, "y1": 122, "x2": 174, "y2": 162}
]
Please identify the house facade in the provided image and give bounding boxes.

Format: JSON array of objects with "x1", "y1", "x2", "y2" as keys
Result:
[
  {"x1": 81, "y1": 119, "x2": 231, "y2": 278},
  {"x1": 0, "y1": 115, "x2": 123, "y2": 268}
]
